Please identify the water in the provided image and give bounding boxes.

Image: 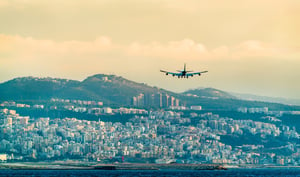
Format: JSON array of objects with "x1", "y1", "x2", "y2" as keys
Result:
[{"x1": 0, "y1": 168, "x2": 300, "y2": 177}]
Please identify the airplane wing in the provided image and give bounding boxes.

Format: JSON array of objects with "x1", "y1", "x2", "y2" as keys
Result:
[
  {"x1": 186, "y1": 71, "x2": 208, "y2": 76},
  {"x1": 160, "y1": 70, "x2": 181, "y2": 76}
]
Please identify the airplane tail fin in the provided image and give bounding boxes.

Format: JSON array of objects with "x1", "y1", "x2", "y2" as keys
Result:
[{"x1": 184, "y1": 63, "x2": 193, "y2": 72}]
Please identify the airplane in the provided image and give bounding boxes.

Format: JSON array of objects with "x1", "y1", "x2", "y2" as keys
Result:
[{"x1": 160, "y1": 64, "x2": 208, "y2": 78}]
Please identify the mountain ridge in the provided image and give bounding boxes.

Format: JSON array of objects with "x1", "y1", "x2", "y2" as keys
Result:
[
  {"x1": 183, "y1": 88, "x2": 236, "y2": 99},
  {"x1": 0, "y1": 74, "x2": 176, "y2": 106},
  {"x1": 230, "y1": 91, "x2": 300, "y2": 106},
  {"x1": 0, "y1": 74, "x2": 300, "y2": 110}
]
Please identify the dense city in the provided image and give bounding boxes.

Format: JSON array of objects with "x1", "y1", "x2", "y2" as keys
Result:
[{"x1": 0, "y1": 98, "x2": 300, "y2": 167}]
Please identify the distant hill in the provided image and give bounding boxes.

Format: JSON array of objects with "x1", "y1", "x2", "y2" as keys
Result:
[
  {"x1": 0, "y1": 74, "x2": 300, "y2": 111},
  {"x1": 79, "y1": 74, "x2": 175, "y2": 105},
  {"x1": 183, "y1": 88, "x2": 236, "y2": 99},
  {"x1": 0, "y1": 77, "x2": 80, "y2": 101},
  {"x1": 230, "y1": 92, "x2": 300, "y2": 106},
  {"x1": 0, "y1": 74, "x2": 175, "y2": 106}
]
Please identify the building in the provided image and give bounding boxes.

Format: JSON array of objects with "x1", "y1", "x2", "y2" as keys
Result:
[
  {"x1": 175, "y1": 99, "x2": 180, "y2": 107},
  {"x1": 137, "y1": 94, "x2": 145, "y2": 107},
  {"x1": 168, "y1": 96, "x2": 176, "y2": 107},
  {"x1": 132, "y1": 97, "x2": 138, "y2": 106},
  {"x1": 162, "y1": 94, "x2": 169, "y2": 108},
  {"x1": 154, "y1": 93, "x2": 162, "y2": 108},
  {"x1": 102, "y1": 107, "x2": 113, "y2": 114},
  {"x1": 0, "y1": 154, "x2": 7, "y2": 162},
  {"x1": 144, "y1": 93, "x2": 153, "y2": 107},
  {"x1": 190, "y1": 106, "x2": 202, "y2": 110}
]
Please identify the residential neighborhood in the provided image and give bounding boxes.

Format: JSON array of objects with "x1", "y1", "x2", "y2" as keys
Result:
[{"x1": 1, "y1": 99, "x2": 299, "y2": 166}]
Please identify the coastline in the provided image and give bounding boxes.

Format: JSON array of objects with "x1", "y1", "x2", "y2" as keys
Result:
[
  {"x1": 0, "y1": 162, "x2": 226, "y2": 170},
  {"x1": 2, "y1": 162, "x2": 300, "y2": 171}
]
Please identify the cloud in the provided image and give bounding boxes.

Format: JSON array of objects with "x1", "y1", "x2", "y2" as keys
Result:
[
  {"x1": 0, "y1": 34, "x2": 123, "y2": 84},
  {"x1": 0, "y1": 34, "x2": 115, "y2": 78},
  {"x1": 0, "y1": 34, "x2": 299, "y2": 99},
  {"x1": 0, "y1": 1, "x2": 9, "y2": 7},
  {"x1": 1, "y1": 34, "x2": 297, "y2": 75},
  {"x1": 125, "y1": 39, "x2": 293, "y2": 60},
  {"x1": 126, "y1": 39, "x2": 208, "y2": 60},
  {"x1": 1, "y1": 34, "x2": 296, "y2": 63},
  {"x1": 0, "y1": 34, "x2": 113, "y2": 57},
  {"x1": 231, "y1": 40, "x2": 285, "y2": 59}
]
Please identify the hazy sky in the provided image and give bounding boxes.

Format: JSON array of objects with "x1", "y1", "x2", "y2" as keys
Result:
[{"x1": 0, "y1": 0, "x2": 300, "y2": 98}]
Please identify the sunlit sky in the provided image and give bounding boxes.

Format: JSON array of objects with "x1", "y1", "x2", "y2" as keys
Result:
[{"x1": 0, "y1": 0, "x2": 300, "y2": 98}]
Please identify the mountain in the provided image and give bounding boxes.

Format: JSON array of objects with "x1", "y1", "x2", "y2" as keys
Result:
[
  {"x1": 0, "y1": 74, "x2": 300, "y2": 111},
  {"x1": 230, "y1": 92, "x2": 300, "y2": 106},
  {"x1": 181, "y1": 88, "x2": 300, "y2": 111},
  {"x1": 0, "y1": 77, "x2": 80, "y2": 100},
  {"x1": 79, "y1": 74, "x2": 175, "y2": 105},
  {"x1": 0, "y1": 74, "x2": 175, "y2": 106},
  {"x1": 183, "y1": 88, "x2": 236, "y2": 99}
]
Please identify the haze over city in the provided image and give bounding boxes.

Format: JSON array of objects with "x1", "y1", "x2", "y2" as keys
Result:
[{"x1": 0, "y1": 0, "x2": 300, "y2": 99}]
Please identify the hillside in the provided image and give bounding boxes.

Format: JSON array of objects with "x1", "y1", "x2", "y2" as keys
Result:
[
  {"x1": 183, "y1": 88, "x2": 236, "y2": 99},
  {"x1": 230, "y1": 92, "x2": 300, "y2": 106},
  {"x1": 0, "y1": 74, "x2": 300, "y2": 111},
  {"x1": 0, "y1": 74, "x2": 176, "y2": 106},
  {"x1": 0, "y1": 77, "x2": 80, "y2": 101},
  {"x1": 79, "y1": 74, "x2": 175, "y2": 105}
]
